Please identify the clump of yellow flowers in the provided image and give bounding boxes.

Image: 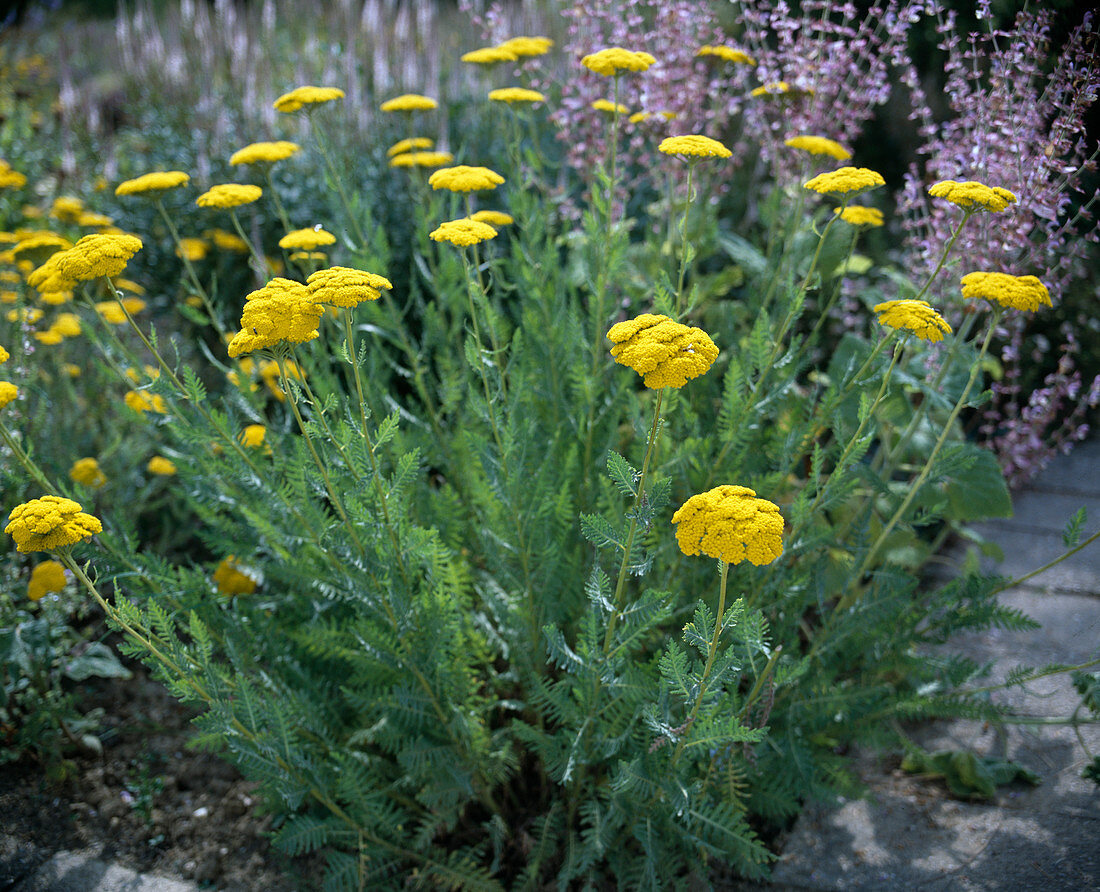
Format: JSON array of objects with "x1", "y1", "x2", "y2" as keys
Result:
[
  {"x1": 671, "y1": 485, "x2": 785, "y2": 566},
  {"x1": 5, "y1": 496, "x2": 102, "y2": 554}
]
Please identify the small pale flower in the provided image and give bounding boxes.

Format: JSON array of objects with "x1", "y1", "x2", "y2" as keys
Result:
[
  {"x1": 672, "y1": 485, "x2": 784, "y2": 566},
  {"x1": 581, "y1": 47, "x2": 656, "y2": 76},
  {"x1": 273, "y1": 85, "x2": 344, "y2": 113},
  {"x1": 658, "y1": 135, "x2": 732, "y2": 158},
  {"x1": 784, "y1": 135, "x2": 851, "y2": 160},
  {"x1": 5, "y1": 495, "x2": 103, "y2": 553},
  {"x1": 960, "y1": 272, "x2": 1051, "y2": 312},
  {"x1": 929, "y1": 180, "x2": 1017, "y2": 213},
  {"x1": 229, "y1": 141, "x2": 300, "y2": 166},
  {"x1": 873, "y1": 299, "x2": 953, "y2": 341},
  {"x1": 428, "y1": 165, "x2": 505, "y2": 193},
  {"x1": 607, "y1": 313, "x2": 719, "y2": 389},
  {"x1": 804, "y1": 167, "x2": 885, "y2": 196},
  {"x1": 196, "y1": 184, "x2": 263, "y2": 209},
  {"x1": 115, "y1": 171, "x2": 190, "y2": 196},
  {"x1": 429, "y1": 218, "x2": 499, "y2": 247},
  {"x1": 380, "y1": 94, "x2": 437, "y2": 112}
]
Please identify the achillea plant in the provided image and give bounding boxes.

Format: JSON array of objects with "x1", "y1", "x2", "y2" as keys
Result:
[{"x1": 5, "y1": 7, "x2": 1100, "y2": 891}]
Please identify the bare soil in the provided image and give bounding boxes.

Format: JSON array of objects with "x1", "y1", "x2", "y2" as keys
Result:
[{"x1": 0, "y1": 660, "x2": 315, "y2": 890}]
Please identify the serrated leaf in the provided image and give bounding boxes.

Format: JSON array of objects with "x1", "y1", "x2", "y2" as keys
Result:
[
  {"x1": 580, "y1": 513, "x2": 624, "y2": 550},
  {"x1": 607, "y1": 450, "x2": 638, "y2": 498},
  {"x1": 1062, "y1": 506, "x2": 1087, "y2": 548}
]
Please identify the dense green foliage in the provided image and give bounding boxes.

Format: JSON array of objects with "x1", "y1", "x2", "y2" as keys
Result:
[{"x1": 2, "y1": 13, "x2": 1098, "y2": 890}]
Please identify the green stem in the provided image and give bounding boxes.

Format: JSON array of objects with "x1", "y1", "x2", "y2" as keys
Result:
[
  {"x1": 603, "y1": 389, "x2": 665, "y2": 652},
  {"x1": 993, "y1": 527, "x2": 1100, "y2": 595},
  {"x1": 154, "y1": 197, "x2": 225, "y2": 339},
  {"x1": 228, "y1": 207, "x2": 268, "y2": 287},
  {"x1": 672, "y1": 560, "x2": 729, "y2": 765},
  {"x1": 310, "y1": 112, "x2": 368, "y2": 248},
  {"x1": 674, "y1": 161, "x2": 695, "y2": 318},
  {"x1": 845, "y1": 308, "x2": 1003, "y2": 600}
]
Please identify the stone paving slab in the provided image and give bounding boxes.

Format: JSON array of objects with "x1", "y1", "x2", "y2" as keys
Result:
[
  {"x1": 771, "y1": 522, "x2": 1100, "y2": 890},
  {"x1": 11, "y1": 849, "x2": 200, "y2": 891}
]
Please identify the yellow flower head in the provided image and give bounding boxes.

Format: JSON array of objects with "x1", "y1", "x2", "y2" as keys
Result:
[
  {"x1": 12, "y1": 232, "x2": 71, "y2": 261},
  {"x1": 592, "y1": 99, "x2": 630, "y2": 114},
  {"x1": 307, "y1": 266, "x2": 393, "y2": 308},
  {"x1": 697, "y1": 45, "x2": 756, "y2": 65},
  {"x1": 50, "y1": 313, "x2": 82, "y2": 337},
  {"x1": 873, "y1": 299, "x2": 953, "y2": 341},
  {"x1": 497, "y1": 36, "x2": 553, "y2": 57},
  {"x1": 581, "y1": 47, "x2": 656, "y2": 77},
  {"x1": 0, "y1": 344, "x2": 8, "y2": 362},
  {"x1": 5, "y1": 495, "x2": 103, "y2": 553},
  {"x1": 387, "y1": 137, "x2": 434, "y2": 157},
  {"x1": 28, "y1": 560, "x2": 67, "y2": 601},
  {"x1": 27, "y1": 253, "x2": 78, "y2": 294},
  {"x1": 804, "y1": 166, "x2": 885, "y2": 196},
  {"x1": 429, "y1": 218, "x2": 499, "y2": 247},
  {"x1": 209, "y1": 229, "x2": 250, "y2": 253},
  {"x1": 125, "y1": 390, "x2": 168, "y2": 414},
  {"x1": 70, "y1": 457, "x2": 107, "y2": 488},
  {"x1": 658, "y1": 135, "x2": 733, "y2": 158},
  {"x1": 213, "y1": 555, "x2": 257, "y2": 596},
  {"x1": 462, "y1": 46, "x2": 518, "y2": 65},
  {"x1": 389, "y1": 151, "x2": 455, "y2": 169},
  {"x1": 751, "y1": 81, "x2": 789, "y2": 97},
  {"x1": 607, "y1": 313, "x2": 719, "y2": 389},
  {"x1": 672, "y1": 485, "x2": 784, "y2": 566},
  {"x1": 0, "y1": 380, "x2": 18, "y2": 408},
  {"x1": 35, "y1": 330, "x2": 64, "y2": 345},
  {"x1": 50, "y1": 196, "x2": 85, "y2": 222},
  {"x1": 784, "y1": 135, "x2": 851, "y2": 160},
  {"x1": 0, "y1": 167, "x2": 28, "y2": 190},
  {"x1": 380, "y1": 94, "x2": 438, "y2": 112},
  {"x1": 115, "y1": 171, "x2": 190, "y2": 196},
  {"x1": 488, "y1": 87, "x2": 546, "y2": 104},
  {"x1": 55, "y1": 233, "x2": 143, "y2": 281},
  {"x1": 147, "y1": 455, "x2": 177, "y2": 476},
  {"x1": 77, "y1": 211, "x2": 114, "y2": 228},
  {"x1": 278, "y1": 227, "x2": 336, "y2": 251},
  {"x1": 196, "y1": 183, "x2": 263, "y2": 209},
  {"x1": 229, "y1": 141, "x2": 301, "y2": 166},
  {"x1": 928, "y1": 180, "x2": 1016, "y2": 213},
  {"x1": 239, "y1": 424, "x2": 270, "y2": 451},
  {"x1": 428, "y1": 165, "x2": 505, "y2": 193},
  {"x1": 177, "y1": 237, "x2": 209, "y2": 261},
  {"x1": 227, "y1": 277, "x2": 325, "y2": 357},
  {"x1": 469, "y1": 210, "x2": 514, "y2": 227},
  {"x1": 834, "y1": 206, "x2": 884, "y2": 227},
  {"x1": 273, "y1": 85, "x2": 345, "y2": 113},
  {"x1": 960, "y1": 272, "x2": 1051, "y2": 312}
]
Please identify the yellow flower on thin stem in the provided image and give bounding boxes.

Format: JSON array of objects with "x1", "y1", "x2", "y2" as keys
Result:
[
  {"x1": 873, "y1": 299, "x2": 953, "y2": 342},
  {"x1": 380, "y1": 94, "x2": 437, "y2": 112},
  {"x1": 70, "y1": 457, "x2": 107, "y2": 488},
  {"x1": 429, "y1": 218, "x2": 499, "y2": 247},
  {"x1": 5, "y1": 495, "x2": 102, "y2": 553},
  {"x1": 115, "y1": 171, "x2": 190, "y2": 196},
  {"x1": 273, "y1": 85, "x2": 345, "y2": 113},
  {"x1": 928, "y1": 180, "x2": 1017, "y2": 213},
  {"x1": 28, "y1": 560, "x2": 67, "y2": 601},
  {"x1": 659, "y1": 135, "x2": 733, "y2": 314},
  {"x1": 697, "y1": 45, "x2": 755, "y2": 65},
  {"x1": 607, "y1": 314, "x2": 719, "y2": 388},
  {"x1": 581, "y1": 47, "x2": 656, "y2": 76},
  {"x1": 784, "y1": 135, "x2": 851, "y2": 160},
  {"x1": 960, "y1": 271, "x2": 1051, "y2": 312}
]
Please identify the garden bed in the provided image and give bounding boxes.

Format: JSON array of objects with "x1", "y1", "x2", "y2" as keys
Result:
[{"x1": 0, "y1": 658, "x2": 308, "y2": 890}]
